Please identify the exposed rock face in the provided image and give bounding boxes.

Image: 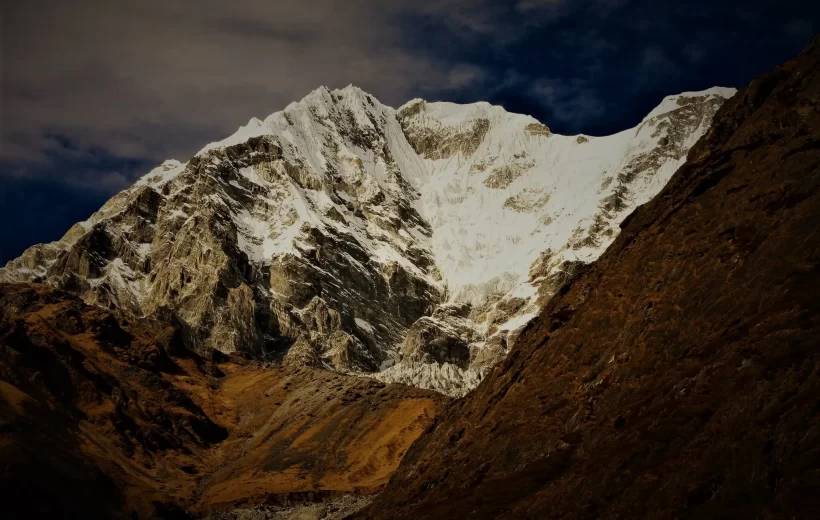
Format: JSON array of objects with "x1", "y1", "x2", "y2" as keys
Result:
[
  {"x1": 400, "y1": 317, "x2": 472, "y2": 368},
  {"x1": 0, "y1": 84, "x2": 734, "y2": 394},
  {"x1": 371, "y1": 360, "x2": 484, "y2": 398},
  {"x1": 0, "y1": 283, "x2": 445, "y2": 519},
  {"x1": 1, "y1": 88, "x2": 441, "y2": 373},
  {"x1": 524, "y1": 122, "x2": 551, "y2": 136},
  {"x1": 354, "y1": 36, "x2": 820, "y2": 519}
]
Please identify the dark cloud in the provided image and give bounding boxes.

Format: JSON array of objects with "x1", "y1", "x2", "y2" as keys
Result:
[
  {"x1": 1, "y1": 0, "x2": 819, "y2": 262},
  {"x1": 5, "y1": 1, "x2": 528, "y2": 174},
  {"x1": 634, "y1": 45, "x2": 683, "y2": 91},
  {"x1": 682, "y1": 44, "x2": 707, "y2": 63},
  {"x1": 529, "y1": 79, "x2": 607, "y2": 127},
  {"x1": 781, "y1": 19, "x2": 815, "y2": 41}
]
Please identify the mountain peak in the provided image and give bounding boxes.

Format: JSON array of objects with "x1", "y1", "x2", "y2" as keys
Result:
[
  {"x1": 643, "y1": 86, "x2": 736, "y2": 121},
  {"x1": 1, "y1": 84, "x2": 736, "y2": 394}
]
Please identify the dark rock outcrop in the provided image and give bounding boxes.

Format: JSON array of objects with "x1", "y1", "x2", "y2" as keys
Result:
[
  {"x1": 400, "y1": 316, "x2": 472, "y2": 369},
  {"x1": 355, "y1": 35, "x2": 820, "y2": 520}
]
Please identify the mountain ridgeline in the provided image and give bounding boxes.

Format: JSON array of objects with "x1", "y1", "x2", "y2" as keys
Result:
[{"x1": 0, "y1": 83, "x2": 733, "y2": 395}]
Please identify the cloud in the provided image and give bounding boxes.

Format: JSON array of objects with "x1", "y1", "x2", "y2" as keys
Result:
[
  {"x1": 445, "y1": 64, "x2": 490, "y2": 90},
  {"x1": 0, "y1": 0, "x2": 495, "y2": 184},
  {"x1": 97, "y1": 172, "x2": 131, "y2": 191},
  {"x1": 682, "y1": 44, "x2": 706, "y2": 63},
  {"x1": 516, "y1": 0, "x2": 631, "y2": 19},
  {"x1": 633, "y1": 45, "x2": 682, "y2": 91},
  {"x1": 2, "y1": 0, "x2": 817, "y2": 193},
  {"x1": 781, "y1": 19, "x2": 815, "y2": 42},
  {"x1": 516, "y1": 0, "x2": 569, "y2": 14},
  {"x1": 529, "y1": 78, "x2": 607, "y2": 128}
]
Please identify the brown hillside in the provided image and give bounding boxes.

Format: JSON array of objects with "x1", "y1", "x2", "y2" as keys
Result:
[
  {"x1": 354, "y1": 35, "x2": 820, "y2": 520},
  {"x1": 0, "y1": 283, "x2": 446, "y2": 519}
]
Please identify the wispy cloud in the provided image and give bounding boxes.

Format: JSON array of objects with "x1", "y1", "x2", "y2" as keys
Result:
[
  {"x1": 1, "y1": 0, "x2": 817, "y2": 191},
  {"x1": 633, "y1": 45, "x2": 682, "y2": 91},
  {"x1": 1, "y1": 0, "x2": 493, "y2": 185},
  {"x1": 781, "y1": 19, "x2": 815, "y2": 42},
  {"x1": 516, "y1": 0, "x2": 571, "y2": 15},
  {"x1": 682, "y1": 44, "x2": 706, "y2": 63},
  {"x1": 529, "y1": 78, "x2": 607, "y2": 129}
]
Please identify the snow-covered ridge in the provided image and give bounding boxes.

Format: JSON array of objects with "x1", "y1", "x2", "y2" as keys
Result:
[
  {"x1": 642, "y1": 87, "x2": 736, "y2": 121},
  {"x1": 1, "y1": 83, "x2": 736, "y2": 395}
]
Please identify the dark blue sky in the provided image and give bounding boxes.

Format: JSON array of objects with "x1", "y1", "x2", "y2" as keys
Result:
[{"x1": 1, "y1": 0, "x2": 818, "y2": 263}]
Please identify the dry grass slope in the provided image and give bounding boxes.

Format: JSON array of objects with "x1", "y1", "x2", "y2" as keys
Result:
[{"x1": 0, "y1": 283, "x2": 446, "y2": 519}]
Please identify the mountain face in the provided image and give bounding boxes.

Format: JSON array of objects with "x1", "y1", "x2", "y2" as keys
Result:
[
  {"x1": 0, "y1": 84, "x2": 733, "y2": 394},
  {"x1": 0, "y1": 283, "x2": 445, "y2": 519},
  {"x1": 354, "y1": 36, "x2": 820, "y2": 519}
]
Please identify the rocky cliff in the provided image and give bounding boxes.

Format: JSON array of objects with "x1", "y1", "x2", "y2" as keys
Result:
[
  {"x1": 0, "y1": 82, "x2": 733, "y2": 394},
  {"x1": 353, "y1": 36, "x2": 820, "y2": 519}
]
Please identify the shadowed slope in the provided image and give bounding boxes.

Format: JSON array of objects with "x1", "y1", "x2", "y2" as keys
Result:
[
  {"x1": 354, "y1": 35, "x2": 820, "y2": 520},
  {"x1": 0, "y1": 283, "x2": 445, "y2": 519}
]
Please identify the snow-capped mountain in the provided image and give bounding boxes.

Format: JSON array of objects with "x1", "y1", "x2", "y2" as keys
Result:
[{"x1": 0, "y1": 84, "x2": 734, "y2": 394}]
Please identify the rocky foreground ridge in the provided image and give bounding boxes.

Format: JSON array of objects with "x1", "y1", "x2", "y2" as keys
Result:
[
  {"x1": 354, "y1": 35, "x2": 820, "y2": 519},
  {"x1": 0, "y1": 283, "x2": 446, "y2": 519},
  {"x1": 0, "y1": 83, "x2": 733, "y2": 394}
]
